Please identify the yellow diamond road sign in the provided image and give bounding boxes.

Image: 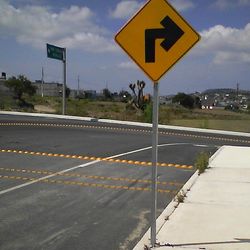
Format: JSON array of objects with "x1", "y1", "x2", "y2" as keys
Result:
[{"x1": 115, "y1": 0, "x2": 200, "y2": 82}]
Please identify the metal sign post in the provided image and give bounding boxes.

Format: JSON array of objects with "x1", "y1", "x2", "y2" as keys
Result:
[
  {"x1": 46, "y1": 43, "x2": 67, "y2": 115},
  {"x1": 151, "y1": 81, "x2": 159, "y2": 246},
  {"x1": 62, "y1": 48, "x2": 66, "y2": 115},
  {"x1": 114, "y1": 0, "x2": 200, "y2": 247}
]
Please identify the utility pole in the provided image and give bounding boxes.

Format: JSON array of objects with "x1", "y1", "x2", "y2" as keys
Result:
[
  {"x1": 236, "y1": 82, "x2": 239, "y2": 100},
  {"x1": 41, "y1": 67, "x2": 44, "y2": 98},
  {"x1": 77, "y1": 75, "x2": 80, "y2": 97}
]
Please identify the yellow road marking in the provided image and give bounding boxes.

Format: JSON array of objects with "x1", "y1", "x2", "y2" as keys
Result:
[
  {"x1": 1, "y1": 122, "x2": 250, "y2": 144},
  {"x1": 0, "y1": 167, "x2": 183, "y2": 187},
  {"x1": 0, "y1": 174, "x2": 176, "y2": 194},
  {"x1": 0, "y1": 149, "x2": 193, "y2": 170}
]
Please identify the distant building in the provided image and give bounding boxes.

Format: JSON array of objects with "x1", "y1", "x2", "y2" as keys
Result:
[
  {"x1": 201, "y1": 88, "x2": 250, "y2": 111},
  {"x1": 159, "y1": 95, "x2": 174, "y2": 105},
  {"x1": 201, "y1": 96, "x2": 214, "y2": 110},
  {"x1": 32, "y1": 80, "x2": 63, "y2": 97},
  {"x1": 0, "y1": 72, "x2": 6, "y2": 80}
]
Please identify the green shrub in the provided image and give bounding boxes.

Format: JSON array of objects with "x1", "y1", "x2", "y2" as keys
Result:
[
  {"x1": 143, "y1": 103, "x2": 153, "y2": 123},
  {"x1": 195, "y1": 151, "x2": 210, "y2": 175}
]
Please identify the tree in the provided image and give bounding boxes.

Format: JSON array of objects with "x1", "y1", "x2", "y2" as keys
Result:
[
  {"x1": 247, "y1": 103, "x2": 250, "y2": 111},
  {"x1": 194, "y1": 96, "x2": 202, "y2": 109},
  {"x1": 172, "y1": 92, "x2": 194, "y2": 109},
  {"x1": 5, "y1": 75, "x2": 36, "y2": 101},
  {"x1": 66, "y1": 87, "x2": 71, "y2": 98},
  {"x1": 129, "y1": 80, "x2": 147, "y2": 110}
]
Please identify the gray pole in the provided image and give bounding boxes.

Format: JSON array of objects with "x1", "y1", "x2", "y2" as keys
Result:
[
  {"x1": 151, "y1": 81, "x2": 159, "y2": 247},
  {"x1": 41, "y1": 67, "x2": 44, "y2": 98},
  {"x1": 62, "y1": 48, "x2": 66, "y2": 115},
  {"x1": 77, "y1": 75, "x2": 80, "y2": 97}
]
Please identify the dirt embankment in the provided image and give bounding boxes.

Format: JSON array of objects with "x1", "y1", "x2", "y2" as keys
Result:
[{"x1": 34, "y1": 105, "x2": 56, "y2": 113}]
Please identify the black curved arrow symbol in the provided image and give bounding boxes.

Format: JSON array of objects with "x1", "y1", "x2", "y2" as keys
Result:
[{"x1": 145, "y1": 16, "x2": 184, "y2": 63}]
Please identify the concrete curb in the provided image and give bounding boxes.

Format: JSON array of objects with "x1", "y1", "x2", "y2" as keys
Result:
[
  {"x1": 133, "y1": 148, "x2": 222, "y2": 249},
  {"x1": 1, "y1": 111, "x2": 250, "y2": 138},
  {"x1": 0, "y1": 111, "x2": 95, "y2": 122}
]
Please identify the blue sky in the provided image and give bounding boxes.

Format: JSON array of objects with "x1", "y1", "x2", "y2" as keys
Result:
[{"x1": 0, "y1": 0, "x2": 250, "y2": 95}]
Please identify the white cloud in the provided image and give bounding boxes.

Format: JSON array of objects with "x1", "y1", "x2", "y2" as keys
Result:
[
  {"x1": 0, "y1": 1, "x2": 116, "y2": 52},
  {"x1": 110, "y1": 1, "x2": 143, "y2": 19},
  {"x1": 214, "y1": 51, "x2": 250, "y2": 64},
  {"x1": 169, "y1": 0, "x2": 195, "y2": 11},
  {"x1": 213, "y1": 0, "x2": 250, "y2": 9},
  {"x1": 55, "y1": 33, "x2": 118, "y2": 53},
  {"x1": 110, "y1": 0, "x2": 194, "y2": 19},
  {"x1": 197, "y1": 23, "x2": 250, "y2": 64},
  {"x1": 118, "y1": 61, "x2": 137, "y2": 69}
]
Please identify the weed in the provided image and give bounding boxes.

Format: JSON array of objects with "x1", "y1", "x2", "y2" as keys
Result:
[
  {"x1": 175, "y1": 191, "x2": 186, "y2": 203},
  {"x1": 195, "y1": 151, "x2": 210, "y2": 175},
  {"x1": 143, "y1": 102, "x2": 153, "y2": 123}
]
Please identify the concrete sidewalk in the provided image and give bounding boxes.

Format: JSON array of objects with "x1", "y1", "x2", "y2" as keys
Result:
[{"x1": 134, "y1": 146, "x2": 250, "y2": 250}]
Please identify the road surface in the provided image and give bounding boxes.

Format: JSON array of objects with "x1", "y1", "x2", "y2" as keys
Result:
[{"x1": 0, "y1": 114, "x2": 249, "y2": 250}]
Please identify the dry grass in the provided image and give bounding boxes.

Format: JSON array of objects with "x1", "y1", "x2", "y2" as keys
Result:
[
  {"x1": 159, "y1": 105, "x2": 250, "y2": 133},
  {"x1": 169, "y1": 119, "x2": 250, "y2": 133},
  {"x1": 2, "y1": 95, "x2": 250, "y2": 133}
]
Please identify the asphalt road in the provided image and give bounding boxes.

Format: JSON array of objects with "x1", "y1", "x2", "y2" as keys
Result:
[{"x1": 0, "y1": 114, "x2": 250, "y2": 250}]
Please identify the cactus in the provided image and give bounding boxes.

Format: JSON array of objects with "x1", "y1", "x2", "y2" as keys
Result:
[{"x1": 129, "y1": 80, "x2": 147, "y2": 110}]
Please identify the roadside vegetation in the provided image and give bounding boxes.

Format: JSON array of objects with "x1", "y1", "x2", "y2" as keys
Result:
[
  {"x1": 195, "y1": 151, "x2": 210, "y2": 175},
  {"x1": 2, "y1": 94, "x2": 250, "y2": 133},
  {"x1": 159, "y1": 104, "x2": 250, "y2": 132},
  {"x1": 175, "y1": 191, "x2": 186, "y2": 203},
  {"x1": 1, "y1": 76, "x2": 250, "y2": 133}
]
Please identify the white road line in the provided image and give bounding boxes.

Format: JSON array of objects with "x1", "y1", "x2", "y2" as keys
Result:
[
  {"x1": 0, "y1": 160, "x2": 100, "y2": 195},
  {"x1": 0, "y1": 144, "x2": 156, "y2": 195},
  {"x1": 107, "y1": 143, "x2": 217, "y2": 160},
  {"x1": 105, "y1": 146, "x2": 152, "y2": 159},
  {"x1": 158, "y1": 143, "x2": 191, "y2": 148},
  {"x1": 105, "y1": 143, "x2": 194, "y2": 159},
  {"x1": 0, "y1": 144, "x2": 173, "y2": 195},
  {"x1": 194, "y1": 144, "x2": 219, "y2": 148},
  {"x1": 0, "y1": 142, "x2": 216, "y2": 195}
]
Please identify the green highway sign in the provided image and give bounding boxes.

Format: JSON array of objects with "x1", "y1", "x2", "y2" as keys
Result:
[
  {"x1": 46, "y1": 43, "x2": 67, "y2": 115},
  {"x1": 47, "y1": 43, "x2": 64, "y2": 61}
]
